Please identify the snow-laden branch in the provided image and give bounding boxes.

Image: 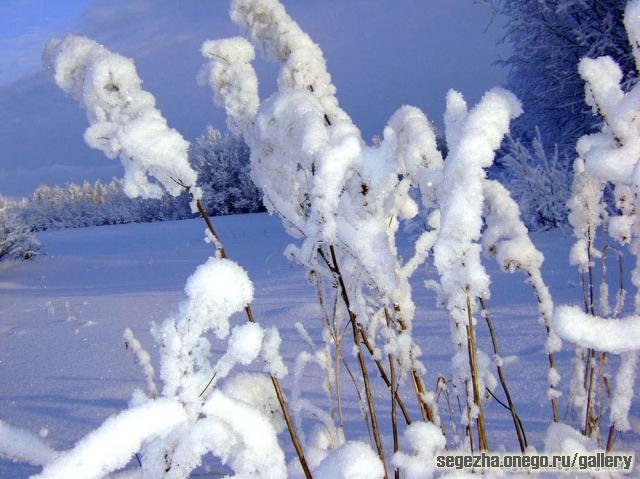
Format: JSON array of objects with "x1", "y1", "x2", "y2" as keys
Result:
[
  {"x1": 434, "y1": 88, "x2": 522, "y2": 341},
  {"x1": 154, "y1": 257, "x2": 254, "y2": 402},
  {"x1": 482, "y1": 179, "x2": 561, "y2": 404},
  {"x1": 552, "y1": 305, "x2": 639, "y2": 431},
  {"x1": 230, "y1": 0, "x2": 341, "y2": 121},
  {"x1": 562, "y1": 0, "x2": 640, "y2": 437},
  {"x1": 35, "y1": 399, "x2": 187, "y2": 479},
  {"x1": 199, "y1": 37, "x2": 259, "y2": 136},
  {"x1": 552, "y1": 305, "x2": 640, "y2": 354},
  {"x1": 0, "y1": 421, "x2": 57, "y2": 466},
  {"x1": 123, "y1": 328, "x2": 158, "y2": 399},
  {"x1": 44, "y1": 36, "x2": 197, "y2": 199}
]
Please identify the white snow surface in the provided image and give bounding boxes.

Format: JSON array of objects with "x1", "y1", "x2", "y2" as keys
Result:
[{"x1": 0, "y1": 214, "x2": 638, "y2": 476}]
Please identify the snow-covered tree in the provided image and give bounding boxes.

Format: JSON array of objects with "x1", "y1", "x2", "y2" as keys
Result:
[
  {"x1": 490, "y1": 0, "x2": 635, "y2": 159},
  {"x1": 497, "y1": 129, "x2": 572, "y2": 230},
  {"x1": 18, "y1": 179, "x2": 193, "y2": 231},
  {"x1": 191, "y1": 126, "x2": 263, "y2": 216},
  {"x1": 0, "y1": 195, "x2": 39, "y2": 261}
]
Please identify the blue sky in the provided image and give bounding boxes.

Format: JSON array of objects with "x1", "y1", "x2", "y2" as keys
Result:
[
  {"x1": 0, "y1": 0, "x2": 509, "y2": 198},
  {"x1": 0, "y1": 0, "x2": 94, "y2": 84}
]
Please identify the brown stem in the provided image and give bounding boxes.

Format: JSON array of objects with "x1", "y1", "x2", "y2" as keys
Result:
[
  {"x1": 328, "y1": 244, "x2": 388, "y2": 477},
  {"x1": 479, "y1": 298, "x2": 527, "y2": 452},
  {"x1": 436, "y1": 377, "x2": 458, "y2": 445},
  {"x1": 525, "y1": 271, "x2": 559, "y2": 422},
  {"x1": 394, "y1": 314, "x2": 437, "y2": 424},
  {"x1": 385, "y1": 312, "x2": 400, "y2": 479},
  {"x1": 359, "y1": 323, "x2": 412, "y2": 425},
  {"x1": 583, "y1": 235, "x2": 598, "y2": 436},
  {"x1": 464, "y1": 379, "x2": 475, "y2": 454},
  {"x1": 195, "y1": 199, "x2": 313, "y2": 479},
  {"x1": 584, "y1": 357, "x2": 597, "y2": 438},
  {"x1": 466, "y1": 295, "x2": 489, "y2": 451},
  {"x1": 606, "y1": 423, "x2": 616, "y2": 452},
  {"x1": 314, "y1": 275, "x2": 340, "y2": 427},
  {"x1": 341, "y1": 352, "x2": 373, "y2": 442}
]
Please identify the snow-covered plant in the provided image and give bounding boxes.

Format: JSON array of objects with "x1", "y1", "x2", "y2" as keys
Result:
[
  {"x1": 482, "y1": 180, "x2": 562, "y2": 422},
  {"x1": 2, "y1": 256, "x2": 289, "y2": 478},
  {"x1": 40, "y1": 34, "x2": 313, "y2": 477},
  {"x1": 0, "y1": 195, "x2": 39, "y2": 261},
  {"x1": 498, "y1": 129, "x2": 572, "y2": 230},
  {"x1": 432, "y1": 88, "x2": 525, "y2": 451},
  {"x1": 201, "y1": 2, "x2": 446, "y2": 473},
  {"x1": 556, "y1": 0, "x2": 640, "y2": 449},
  {"x1": 201, "y1": 0, "x2": 558, "y2": 468},
  {"x1": 392, "y1": 422, "x2": 446, "y2": 479},
  {"x1": 43, "y1": 36, "x2": 198, "y2": 200}
]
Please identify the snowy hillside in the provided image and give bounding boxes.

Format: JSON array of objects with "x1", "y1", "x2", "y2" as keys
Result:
[{"x1": 1, "y1": 214, "x2": 637, "y2": 477}]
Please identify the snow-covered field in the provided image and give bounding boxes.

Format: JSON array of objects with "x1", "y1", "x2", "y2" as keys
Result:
[{"x1": 1, "y1": 214, "x2": 638, "y2": 477}]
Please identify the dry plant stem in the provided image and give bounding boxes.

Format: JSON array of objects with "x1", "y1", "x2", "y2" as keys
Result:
[
  {"x1": 583, "y1": 235, "x2": 598, "y2": 436},
  {"x1": 390, "y1": 358, "x2": 400, "y2": 479},
  {"x1": 358, "y1": 326, "x2": 412, "y2": 424},
  {"x1": 526, "y1": 271, "x2": 559, "y2": 422},
  {"x1": 395, "y1": 313, "x2": 437, "y2": 424},
  {"x1": 385, "y1": 311, "x2": 400, "y2": 479},
  {"x1": 466, "y1": 295, "x2": 489, "y2": 451},
  {"x1": 464, "y1": 379, "x2": 475, "y2": 453},
  {"x1": 316, "y1": 247, "x2": 412, "y2": 425},
  {"x1": 596, "y1": 352, "x2": 607, "y2": 436},
  {"x1": 479, "y1": 298, "x2": 527, "y2": 452},
  {"x1": 341, "y1": 352, "x2": 374, "y2": 442},
  {"x1": 584, "y1": 357, "x2": 597, "y2": 438},
  {"x1": 328, "y1": 245, "x2": 388, "y2": 478},
  {"x1": 599, "y1": 247, "x2": 624, "y2": 446},
  {"x1": 314, "y1": 276, "x2": 340, "y2": 426},
  {"x1": 436, "y1": 377, "x2": 458, "y2": 442},
  {"x1": 606, "y1": 422, "x2": 616, "y2": 452},
  {"x1": 335, "y1": 351, "x2": 344, "y2": 431},
  {"x1": 195, "y1": 199, "x2": 313, "y2": 479}
]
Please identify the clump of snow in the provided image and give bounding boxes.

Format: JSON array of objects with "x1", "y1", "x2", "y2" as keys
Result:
[
  {"x1": 211, "y1": 322, "x2": 265, "y2": 384},
  {"x1": 222, "y1": 372, "x2": 286, "y2": 433},
  {"x1": 183, "y1": 256, "x2": 254, "y2": 339},
  {"x1": 552, "y1": 305, "x2": 640, "y2": 354},
  {"x1": 0, "y1": 420, "x2": 58, "y2": 466},
  {"x1": 392, "y1": 421, "x2": 446, "y2": 479},
  {"x1": 44, "y1": 35, "x2": 197, "y2": 199},
  {"x1": 123, "y1": 327, "x2": 158, "y2": 398},
  {"x1": 314, "y1": 441, "x2": 384, "y2": 479},
  {"x1": 611, "y1": 352, "x2": 638, "y2": 431},
  {"x1": 261, "y1": 326, "x2": 288, "y2": 378},
  {"x1": 171, "y1": 390, "x2": 287, "y2": 479},
  {"x1": 199, "y1": 37, "x2": 259, "y2": 136},
  {"x1": 543, "y1": 422, "x2": 596, "y2": 454},
  {"x1": 230, "y1": 0, "x2": 340, "y2": 121}
]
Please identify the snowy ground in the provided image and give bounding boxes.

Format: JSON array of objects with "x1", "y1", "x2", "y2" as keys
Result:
[{"x1": 0, "y1": 213, "x2": 638, "y2": 477}]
